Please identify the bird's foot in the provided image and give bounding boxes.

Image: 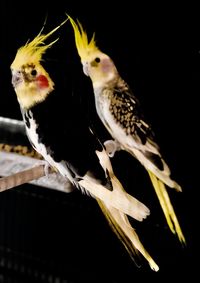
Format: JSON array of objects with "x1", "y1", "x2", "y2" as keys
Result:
[
  {"x1": 34, "y1": 160, "x2": 53, "y2": 178},
  {"x1": 104, "y1": 139, "x2": 121, "y2": 157},
  {"x1": 43, "y1": 162, "x2": 53, "y2": 178}
]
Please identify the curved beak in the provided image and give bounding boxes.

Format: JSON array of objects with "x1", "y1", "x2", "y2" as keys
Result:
[
  {"x1": 82, "y1": 62, "x2": 89, "y2": 76},
  {"x1": 11, "y1": 70, "x2": 23, "y2": 88}
]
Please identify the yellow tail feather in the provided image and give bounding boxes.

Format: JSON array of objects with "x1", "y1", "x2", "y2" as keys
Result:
[
  {"x1": 96, "y1": 198, "x2": 159, "y2": 271},
  {"x1": 148, "y1": 170, "x2": 186, "y2": 244}
]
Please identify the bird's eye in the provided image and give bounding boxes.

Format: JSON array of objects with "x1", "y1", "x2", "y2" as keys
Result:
[
  {"x1": 95, "y1": 57, "x2": 101, "y2": 63},
  {"x1": 31, "y1": 69, "x2": 37, "y2": 76}
]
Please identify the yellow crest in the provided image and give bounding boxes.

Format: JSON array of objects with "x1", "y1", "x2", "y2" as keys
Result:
[
  {"x1": 68, "y1": 15, "x2": 99, "y2": 61},
  {"x1": 11, "y1": 17, "x2": 68, "y2": 69}
]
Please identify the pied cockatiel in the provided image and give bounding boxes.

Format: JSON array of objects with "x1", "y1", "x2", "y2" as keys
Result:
[{"x1": 68, "y1": 16, "x2": 185, "y2": 244}]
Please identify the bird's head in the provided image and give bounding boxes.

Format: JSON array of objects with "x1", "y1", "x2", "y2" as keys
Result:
[
  {"x1": 10, "y1": 18, "x2": 68, "y2": 110},
  {"x1": 68, "y1": 16, "x2": 118, "y2": 88}
]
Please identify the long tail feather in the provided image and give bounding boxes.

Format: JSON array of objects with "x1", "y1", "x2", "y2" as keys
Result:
[
  {"x1": 83, "y1": 148, "x2": 150, "y2": 221},
  {"x1": 97, "y1": 198, "x2": 159, "y2": 271},
  {"x1": 148, "y1": 170, "x2": 186, "y2": 244},
  {"x1": 79, "y1": 174, "x2": 150, "y2": 221},
  {"x1": 126, "y1": 146, "x2": 182, "y2": 191}
]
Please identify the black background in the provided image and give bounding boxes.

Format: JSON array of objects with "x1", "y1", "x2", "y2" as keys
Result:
[{"x1": 0, "y1": 1, "x2": 197, "y2": 282}]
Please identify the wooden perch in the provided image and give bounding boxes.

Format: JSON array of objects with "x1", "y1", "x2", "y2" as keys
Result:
[
  {"x1": 0, "y1": 118, "x2": 73, "y2": 193},
  {"x1": 0, "y1": 165, "x2": 46, "y2": 192}
]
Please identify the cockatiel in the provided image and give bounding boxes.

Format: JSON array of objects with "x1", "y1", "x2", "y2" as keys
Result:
[
  {"x1": 69, "y1": 16, "x2": 185, "y2": 244},
  {"x1": 10, "y1": 18, "x2": 159, "y2": 271}
]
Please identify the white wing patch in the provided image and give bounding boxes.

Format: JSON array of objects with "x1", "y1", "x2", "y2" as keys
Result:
[{"x1": 25, "y1": 113, "x2": 74, "y2": 184}]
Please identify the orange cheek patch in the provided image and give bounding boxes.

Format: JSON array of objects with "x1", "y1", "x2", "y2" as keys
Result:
[{"x1": 36, "y1": 75, "x2": 49, "y2": 89}]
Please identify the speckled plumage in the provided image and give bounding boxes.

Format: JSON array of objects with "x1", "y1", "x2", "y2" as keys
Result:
[
  {"x1": 105, "y1": 79, "x2": 154, "y2": 139},
  {"x1": 93, "y1": 72, "x2": 185, "y2": 243},
  {"x1": 69, "y1": 16, "x2": 185, "y2": 245}
]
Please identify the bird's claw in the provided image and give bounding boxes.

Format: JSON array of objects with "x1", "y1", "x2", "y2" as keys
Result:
[
  {"x1": 34, "y1": 160, "x2": 52, "y2": 178},
  {"x1": 43, "y1": 162, "x2": 52, "y2": 178},
  {"x1": 104, "y1": 139, "x2": 121, "y2": 157}
]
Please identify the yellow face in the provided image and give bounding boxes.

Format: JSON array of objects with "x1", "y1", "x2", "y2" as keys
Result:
[
  {"x1": 82, "y1": 51, "x2": 118, "y2": 88},
  {"x1": 10, "y1": 17, "x2": 69, "y2": 109},
  {"x1": 68, "y1": 16, "x2": 118, "y2": 87},
  {"x1": 11, "y1": 62, "x2": 54, "y2": 110}
]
